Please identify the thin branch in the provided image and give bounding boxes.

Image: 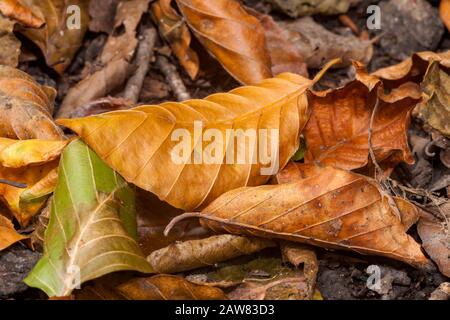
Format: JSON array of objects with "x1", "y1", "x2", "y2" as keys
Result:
[
  {"x1": 156, "y1": 55, "x2": 191, "y2": 101},
  {"x1": 0, "y1": 179, "x2": 27, "y2": 188}
]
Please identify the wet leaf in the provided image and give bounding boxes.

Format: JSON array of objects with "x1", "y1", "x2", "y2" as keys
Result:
[
  {"x1": 147, "y1": 234, "x2": 275, "y2": 273},
  {"x1": 175, "y1": 0, "x2": 272, "y2": 85},
  {"x1": 168, "y1": 163, "x2": 433, "y2": 270},
  {"x1": 0, "y1": 66, "x2": 64, "y2": 140},
  {"x1": 24, "y1": 140, "x2": 152, "y2": 297},
  {"x1": 117, "y1": 274, "x2": 227, "y2": 300},
  {"x1": 151, "y1": 0, "x2": 199, "y2": 80},
  {"x1": 57, "y1": 69, "x2": 330, "y2": 211}
]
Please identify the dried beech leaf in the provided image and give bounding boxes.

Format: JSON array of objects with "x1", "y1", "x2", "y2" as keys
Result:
[
  {"x1": 168, "y1": 163, "x2": 433, "y2": 270},
  {"x1": 117, "y1": 275, "x2": 228, "y2": 300},
  {"x1": 372, "y1": 51, "x2": 450, "y2": 88},
  {"x1": 0, "y1": 0, "x2": 44, "y2": 28},
  {"x1": 151, "y1": 0, "x2": 199, "y2": 80},
  {"x1": 57, "y1": 0, "x2": 149, "y2": 118},
  {"x1": 16, "y1": 0, "x2": 90, "y2": 73},
  {"x1": 416, "y1": 61, "x2": 450, "y2": 137},
  {"x1": 0, "y1": 214, "x2": 27, "y2": 251},
  {"x1": 247, "y1": 8, "x2": 308, "y2": 77},
  {"x1": 25, "y1": 140, "x2": 152, "y2": 297},
  {"x1": 175, "y1": 0, "x2": 272, "y2": 85},
  {"x1": 0, "y1": 16, "x2": 21, "y2": 67},
  {"x1": 417, "y1": 207, "x2": 450, "y2": 277},
  {"x1": 58, "y1": 71, "x2": 324, "y2": 211},
  {"x1": 0, "y1": 137, "x2": 68, "y2": 226},
  {"x1": 279, "y1": 17, "x2": 373, "y2": 69},
  {"x1": 147, "y1": 234, "x2": 275, "y2": 274},
  {"x1": 0, "y1": 66, "x2": 64, "y2": 140},
  {"x1": 303, "y1": 73, "x2": 420, "y2": 171}
]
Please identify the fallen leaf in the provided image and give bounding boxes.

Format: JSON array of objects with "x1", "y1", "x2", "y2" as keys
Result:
[
  {"x1": 0, "y1": 214, "x2": 27, "y2": 251},
  {"x1": 279, "y1": 17, "x2": 373, "y2": 69},
  {"x1": 117, "y1": 275, "x2": 228, "y2": 300},
  {"x1": 247, "y1": 8, "x2": 308, "y2": 77},
  {"x1": 16, "y1": 0, "x2": 90, "y2": 73},
  {"x1": 151, "y1": 0, "x2": 199, "y2": 80},
  {"x1": 0, "y1": 66, "x2": 64, "y2": 140},
  {"x1": 417, "y1": 206, "x2": 450, "y2": 277},
  {"x1": 416, "y1": 61, "x2": 450, "y2": 137},
  {"x1": 147, "y1": 234, "x2": 275, "y2": 274},
  {"x1": 0, "y1": 0, "x2": 44, "y2": 28},
  {"x1": 88, "y1": 0, "x2": 120, "y2": 34},
  {"x1": 303, "y1": 73, "x2": 420, "y2": 171},
  {"x1": 24, "y1": 140, "x2": 152, "y2": 297},
  {"x1": 0, "y1": 16, "x2": 21, "y2": 67},
  {"x1": 266, "y1": 0, "x2": 357, "y2": 18},
  {"x1": 429, "y1": 282, "x2": 450, "y2": 300},
  {"x1": 67, "y1": 97, "x2": 133, "y2": 118},
  {"x1": 57, "y1": 69, "x2": 327, "y2": 211},
  {"x1": 0, "y1": 137, "x2": 68, "y2": 226},
  {"x1": 175, "y1": 0, "x2": 272, "y2": 85},
  {"x1": 167, "y1": 163, "x2": 433, "y2": 270},
  {"x1": 57, "y1": 0, "x2": 149, "y2": 118}
]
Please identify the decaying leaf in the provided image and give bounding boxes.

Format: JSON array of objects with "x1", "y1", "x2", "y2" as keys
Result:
[
  {"x1": 57, "y1": 0, "x2": 149, "y2": 118},
  {"x1": 247, "y1": 8, "x2": 308, "y2": 77},
  {"x1": 117, "y1": 275, "x2": 228, "y2": 300},
  {"x1": 58, "y1": 69, "x2": 329, "y2": 211},
  {"x1": 417, "y1": 207, "x2": 450, "y2": 277},
  {"x1": 167, "y1": 163, "x2": 433, "y2": 270},
  {"x1": 0, "y1": 138, "x2": 68, "y2": 226},
  {"x1": 0, "y1": 0, "x2": 44, "y2": 28},
  {"x1": 0, "y1": 66, "x2": 64, "y2": 140},
  {"x1": 0, "y1": 214, "x2": 27, "y2": 251},
  {"x1": 278, "y1": 17, "x2": 373, "y2": 69},
  {"x1": 266, "y1": 0, "x2": 357, "y2": 18},
  {"x1": 151, "y1": 0, "x2": 199, "y2": 80},
  {"x1": 147, "y1": 234, "x2": 275, "y2": 274},
  {"x1": 303, "y1": 72, "x2": 420, "y2": 171},
  {"x1": 25, "y1": 140, "x2": 152, "y2": 297},
  {"x1": 0, "y1": 16, "x2": 21, "y2": 67},
  {"x1": 175, "y1": 0, "x2": 272, "y2": 85},
  {"x1": 14, "y1": 0, "x2": 90, "y2": 73},
  {"x1": 416, "y1": 61, "x2": 450, "y2": 137}
]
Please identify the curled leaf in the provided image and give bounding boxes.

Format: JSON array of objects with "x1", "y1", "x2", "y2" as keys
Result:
[
  {"x1": 167, "y1": 163, "x2": 433, "y2": 270},
  {"x1": 151, "y1": 0, "x2": 199, "y2": 80},
  {"x1": 117, "y1": 275, "x2": 227, "y2": 300},
  {"x1": 25, "y1": 140, "x2": 152, "y2": 297},
  {"x1": 147, "y1": 234, "x2": 275, "y2": 274},
  {"x1": 175, "y1": 0, "x2": 272, "y2": 85}
]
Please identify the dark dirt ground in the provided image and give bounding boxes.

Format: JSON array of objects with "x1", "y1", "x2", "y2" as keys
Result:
[{"x1": 1, "y1": 0, "x2": 449, "y2": 300}]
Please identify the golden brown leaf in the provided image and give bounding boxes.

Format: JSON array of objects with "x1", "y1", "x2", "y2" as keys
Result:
[
  {"x1": 0, "y1": 138, "x2": 68, "y2": 226},
  {"x1": 167, "y1": 163, "x2": 433, "y2": 270},
  {"x1": 151, "y1": 0, "x2": 199, "y2": 80},
  {"x1": 57, "y1": 70, "x2": 325, "y2": 211},
  {"x1": 147, "y1": 234, "x2": 275, "y2": 274},
  {"x1": 303, "y1": 75, "x2": 420, "y2": 171},
  {"x1": 0, "y1": 0, "x2": 44, "y2": 28},
  {"x1": 175, "y1": 0, "x2": 272, "y2": 85},
  {"x1": 0, "y1": 213, "x2": 27, "y2": 251},
  {"x1": 16, "y1": 0, "x2": 90, "y2": 73},
  {"x1": 117, "y1": 275, "x2": 228, "y2": 300},
  {"x1": 0, "y1": 66, "x2": 64, "y2": 140}
]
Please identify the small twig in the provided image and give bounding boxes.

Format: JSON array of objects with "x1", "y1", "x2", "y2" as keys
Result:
[
  {"x1": 0, "y1": 179, "x2": 27, "y2": 188},
  {"x1": 123, "y1": 27, "x2": 158, "y2": 103},
  {"x1": 156, "y1": 55, "x2": 191, "y2": 101}
]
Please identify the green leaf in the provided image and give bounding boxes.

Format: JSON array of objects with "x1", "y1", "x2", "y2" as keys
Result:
[
  {"x1": 24, "y1": 139, "x2": 152, "y2": 297},
  {"x1": 291, "y1": 137, "x2": 306, "y2": 162}
]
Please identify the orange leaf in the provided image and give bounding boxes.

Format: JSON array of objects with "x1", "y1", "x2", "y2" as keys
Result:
[
  {"x1": 151, "y1": 0, "x2": 200, "y2": 80},
  {"x1": 0, "y1": 213, "x2": 27, "y2": 251},
  {"x1": 441, "y1": 0, "x2": 450, "y2": 33},
  {"x1": 175, "y1": 0, "x2": 272, "y2": 85},
  {"x1": 167, "y1": 163, "x2": 433, "y2": 270},
  {"x1": 0, "y1": 0, "x2": 44, "y2": 28}
]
